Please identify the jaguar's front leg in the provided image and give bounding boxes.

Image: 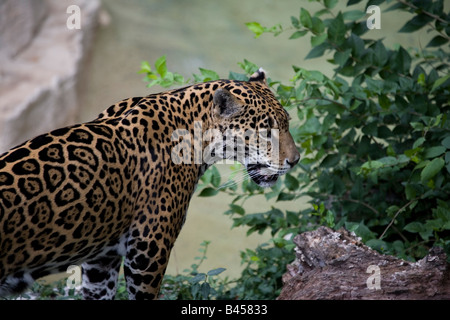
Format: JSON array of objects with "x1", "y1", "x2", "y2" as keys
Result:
[
  {"x1": 123, "y1": 226, "x2": 176, "y2": 300},
  {"x1": 81, "y1": 255, "x2": 122, "y2": 300},
  {"x1": 123, "y1": 163, "x2": 193, "y2": 299}
]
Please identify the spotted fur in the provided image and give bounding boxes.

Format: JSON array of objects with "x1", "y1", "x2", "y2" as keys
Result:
[{"x1": 0, "y1": 69, "x2": 299, "y2": 299}]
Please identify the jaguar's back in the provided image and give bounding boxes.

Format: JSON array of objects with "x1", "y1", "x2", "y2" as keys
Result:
[{"x1": 0, "y1": 69, "x2": 299, "y2": 299}]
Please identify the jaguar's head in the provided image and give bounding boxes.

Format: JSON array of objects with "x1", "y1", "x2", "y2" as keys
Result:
[{"x1": 209, "y1": 68, "x2": 300, "y2": 187}]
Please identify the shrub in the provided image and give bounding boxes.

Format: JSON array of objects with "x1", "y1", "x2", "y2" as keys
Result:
[{"x1": 243, "y1": 0, "x2": 450, "y2": 263}]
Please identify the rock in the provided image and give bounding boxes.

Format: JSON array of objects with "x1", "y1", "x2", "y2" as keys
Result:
[
  {"x1": 278, "y1": 226, "x2": 450, "y2": 300},
  {"x1": 0, "y1": 0, "x2": 100, "y2": 153},
  {"x1": 0, "y1": 0, "x2": 47, "y2": 59}
]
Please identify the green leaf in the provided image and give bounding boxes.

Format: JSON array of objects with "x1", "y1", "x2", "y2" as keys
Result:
[
  {"x1": 307, "y1": 70, "x2": 324, "y2": 82},
  {"x1": 291, "y1": 16, "x2": 300, "y2": 28},
  {"x1": 198, "y1": 187, "x2": 219, "y2": 197},
  {"x1": 198, "y1": 68, "x2": 219, "y2": 81},
  {"x1": 334, "y1": 49, "x2": 352, "y2": 67},
  {"x1": 297, "y1": 116, "x2": 321, "y2": 134},
  {"x1": 228, "y1": 71, "x2": 248, "y2": 81},
  {"x1": 431, "y1": 74, "x2": 450, "y2": 92},
  {"x1": 305, "y1": 42, "x2": 328, "y2": 59},
  {"x1": 324, "y1": 0, "x2": 338, "y2": 9},
  {"x1": 238, "y1": 59, "x2": 259, "y2": 75},
  {"x1": 446, "y1": 152, "x2": 450, "y2": 174},
  {"x1": 410, "y1": 122, "x2": 424, "y2": 131},
  {"x1": 404, "y1": 221, "x2": 424, "y2": 233},
  {"x1": 285, "y1": 173, "x2": 300, "y2": 191},
  {"x1": 190, "y1": 273, "x2": 206, "y2": 284},
  {"x1": 372, "y1": 40, "x2": 388, "y2": 66},
  {"x1": 399, "y1": 14, "x2": 433, "y2": 33},
  {"x1": 207, "y1": 268, "x2": 226, "y2": 276},
  {"x1": 392, "y1": 47, "x2": 411, "y2": 74},
  {"x1": 139, "y1": 61, "x2": 152, "y2": 73},
  {"x1": 347, "y1": 0, "x2": 363, "y2": 5},
  {"x1": 201, "y1": 282, "x2": 210, "y2": 300},
  {"x1": 314, "y1": 8, "x2": 330, "y2": 18},
  {"x1": 277, "y1": 192, "x2": 295, "y2": 201},
  {"x1": 405, "y1": 221, "x2": 432, "y2": 241},
  {"x1": 362, "y1": 121, "x2": 378, "y2": 136},
  {"x1": 366, "y1": 239, "x2": 388, "y2": 252},
  {"x1": 348, "y1": 221, "x2": 375, "y2": 242},
  {"x1": 286, "y1": 211, "x2": 300, "y2": 225},
  {"x1": 289, "y1": 30, "x2": 308, "y2": 39},
  {"x1": 424, "y1": 146, "x2": 446, "y2": 159},
  {"x1": 155, "y1": 55, "x2": 167, "y2": 77},
  {"x1": 311, "y1": 33, "x2": 327, "y2": 47},
  {"x1": 405, "y1": 184, "x2": 416, "y2": 200},
  {"x1": 300, "y1": 8, "x2": 313, "y2": 29},
  {"x1": 413, "y1": 137, "x2": 426, "y2": 149},
  {"x1": 174, "y1": 73, "x2": 185, "y2": 83},
  {"x1": 421, "y1": 157, "x2": 445, "y2": 182},
  {"x1": 359, "y1": 160, "x2": 383, "y2": 174},
  {"x1": 426, "y1": 35, "x2": 448, "y2": 48},
  {"x1": 342, "y1": 10, "x2": 366, "y2": 21},
  {"x1": 327, "y1": 12, "x2": 346, "y2": 45},
  {"x1": 442, "y1": 136, "x2": 450, "y2": 149},
  {"x1": 210, "y1": 165, "x2": 221, "y2": 187},
  {"x1": 229, "y1": 204, "x2": 245, "y2": 216},
  {"x1": 365, "y1": 77, "x2": 383, "y2": 94},
  {"x1": 311, "y1": 17, "x2": 325, "y2": 34},
  {"x1": 321, "y1": 153, "x2": 341, "y2": 168},
  {"x1": 378, "y1": 94, "x2": 390, "y2": 109},
  {"x1": 246, "y1": 22, "x2": 265, "y2": 38}
]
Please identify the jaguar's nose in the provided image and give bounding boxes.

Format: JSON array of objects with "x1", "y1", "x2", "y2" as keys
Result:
[{"x1": 286, "y1": 152, "x2": 300, "y2": 168}]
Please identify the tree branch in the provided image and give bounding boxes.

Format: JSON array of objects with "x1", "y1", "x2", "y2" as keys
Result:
[
  {"x1": 396, "y1": 0, "x2": 449, "y2": 25},
  {"x1": 379, "y1": 199, "x2": 417, "y2": 240}
]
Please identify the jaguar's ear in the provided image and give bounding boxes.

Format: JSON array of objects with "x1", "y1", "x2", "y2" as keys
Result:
[
  {"x1": 249, "y1": 68, "x2": 267, "y2": 85},
  {"x1": 212, "y1": 88, "x2": 244, "y2": 119}
]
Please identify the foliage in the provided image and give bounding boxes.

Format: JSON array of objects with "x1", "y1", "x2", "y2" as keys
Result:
[
  {"x1": 241, "y1": 0, "x2": 450, "y2": 264},
  {"x1": 12, "y1": 242, "x2": 229, "y2": 300},
  {"x1": 142, "y1": 0, "x2": 450, "y2": 299},
  {"x1": 138, "y1": 56, "x2": 220, "y2": 88},
  {"x1": 227, "y1": 243, "x2": 294, "y2": 299},
  {"x1": 159, "y1": 241, "x2": 230, "y2": 300},
  {"x1": 4, "y1": 278, "x2": 82, "y2": 300},
  {"x1": 138, "y1": 56, "x2": 185, "y2": 88}
]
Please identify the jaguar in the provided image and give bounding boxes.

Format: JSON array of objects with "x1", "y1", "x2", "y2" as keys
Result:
[{"x1": 0, "y1": 69, "x2": 300, "y2": 299}]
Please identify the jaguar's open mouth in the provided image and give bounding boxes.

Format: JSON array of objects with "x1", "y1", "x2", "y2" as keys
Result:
[{"x1": 246, "y1": 164, "x2": 281, "y2": 187}]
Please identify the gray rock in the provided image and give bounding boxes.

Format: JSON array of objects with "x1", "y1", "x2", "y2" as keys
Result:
[{"x1": 0, "y1": 0, "x2": 100, "y2": 153}]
